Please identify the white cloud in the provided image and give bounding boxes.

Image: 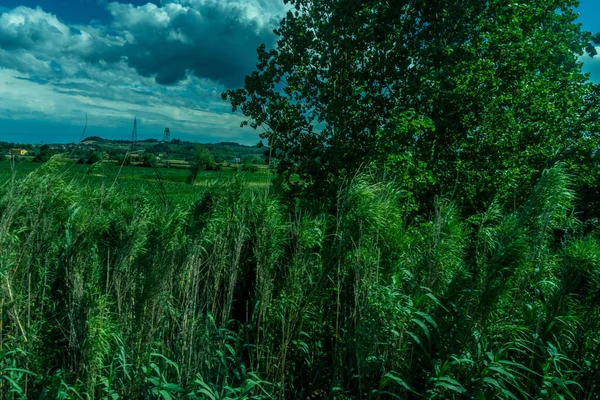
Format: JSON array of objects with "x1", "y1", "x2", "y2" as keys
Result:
[
  {"x1": 0, "y1": 66, "x2": 254, "y2": 142},
  {"x1": 0, "y1": 1, "x2": 286, "y2": 84},
  {"x1": 0, "y1": 1, "x2": 285, "y2": 143},
  {"x1": 108, "y1": 2, "x2": 180, "y2": 30},
  {"x1": 580, "y1": 48, "x2": 600, "y2": 84}
]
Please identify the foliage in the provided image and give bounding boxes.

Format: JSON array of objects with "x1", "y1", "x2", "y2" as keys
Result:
[
  {"x1": 187, "y1": 145, "x2": 218, "y2": 184},
  {"x1": 33, "y1": 145, "x2": 55, "y2": 163},
  {"x1": 0, "y1": 160, "x2": 599, "y2": 398},
  {"x1": 224, "y1": 0, "x2": 600, "y2": 214},
  {"x1": 77, "y1": 151, "x2": 104, "y2": 165},
  {"x1": 242, "y1": 162, "x2": 259, "y2": 173},
  {"x1": 146, "y1": 142, "x2": 170, "y2": 155},
  {"x1": 140, "y1": 153, "x2": 159, "y2": 168}
]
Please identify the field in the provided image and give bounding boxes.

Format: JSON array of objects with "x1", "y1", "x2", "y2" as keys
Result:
[{"x1": 0, "y1": 158, "x2": 274, "y2": 205}]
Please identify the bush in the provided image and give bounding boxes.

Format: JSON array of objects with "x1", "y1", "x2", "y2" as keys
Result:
[
  {"x1": 115, "y1": 154, "x2": 132, "y2": 166},
  {"x1": 33, "y1": 153, "x2": 51, "y2": 163},
  {"x1": 77, "y1": 151, "x2": 103, "y2": 164},
  {"x1": 139, "y1": 153, "x2": 158, "y2": 167},
  {"x1": 241, "y1": 163, "x2": 258, "y2": 173},
  {"x1": 206, "y1": 162, "x2": 222, "y2": 171}
]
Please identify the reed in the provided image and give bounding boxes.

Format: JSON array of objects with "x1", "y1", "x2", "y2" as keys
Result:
[{"x1": 0, "y1": 159, "x2": 598, "y2": 399}]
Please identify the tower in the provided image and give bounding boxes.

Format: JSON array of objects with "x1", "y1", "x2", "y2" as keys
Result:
[
  {"x1": 163, "y1": 127, "x2": 171, "y2": 142},
  {"x1": 131, "y1": 117, "x2": 138, "y2": 142}
]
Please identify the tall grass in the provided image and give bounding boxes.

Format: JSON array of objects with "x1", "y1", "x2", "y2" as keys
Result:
[{"x1": 0, "y1": 158, "x2": 599, "y2": 398}]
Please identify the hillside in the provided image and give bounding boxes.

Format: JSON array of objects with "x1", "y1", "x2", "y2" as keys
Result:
[
  {"x1": 1, "y1": 136, "x2": 267, "y2": 166},
  {"x1": 80, "y1": 136, "x2": 266, "y2": 163}
]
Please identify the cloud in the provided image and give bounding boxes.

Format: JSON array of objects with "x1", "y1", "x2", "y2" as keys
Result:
[
  {"x1": 0, "y1": 54, "x2": 237, "y2": 121},
  {"x1": 0, "y1": 1, "x2": 284, "y2": 87},
  {"x1": 0, "y1": 2, "x2": 284, "y2": 143},
  {"x1": 0, "y1": 67, "x2": 251, "y2": 141},
  {"x1": 581, "y1": 48, "x2": 600, "y2": 84},
  {"x1": 106, "y1": 0, "x2": 285, "y2": 86},
  {"x1": 0, "y1": 6, "x2": 127, "y2": 82}
]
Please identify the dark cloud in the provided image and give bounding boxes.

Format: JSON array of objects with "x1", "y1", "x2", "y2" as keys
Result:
[
  {"x1": 0, "y1": 6, "x2": 71, "y2": 51},
  {"x1": 0, "y1": 1, "x2": 284, "y2": 87},
  {"x1": 106, "y1": 1, "x2": 283, "y2": 86},
  {"x1": 0, "y1": 5, "x2": 128, "y2": 82}
]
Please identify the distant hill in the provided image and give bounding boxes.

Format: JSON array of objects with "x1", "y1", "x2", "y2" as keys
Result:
[
  {"x1": 76, "y1": 136, "x2": 266, "y2": 164},
  {"x1": 215, "y1": 141, "x2": 246, "y2": 146},
  {"x1": 81, "y1": 136, "x2": 104, "y2": 142}
]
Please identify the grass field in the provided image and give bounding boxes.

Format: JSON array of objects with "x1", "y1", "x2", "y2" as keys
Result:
[{"x1": 0, "y1": 158, "x2": 274, "y2": 205}]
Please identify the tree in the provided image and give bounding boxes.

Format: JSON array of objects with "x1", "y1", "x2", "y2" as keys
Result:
[
  {"x1": 115, "y1": 154, "x2": 132, "y2": 166},
  {"x1": 140, "y1": 153, "x2": 158, "y2": 167},
  {"x1": 242, "y1": 161, "x2": 259, "y2": 173},
  {"x1": 33, "y1": 144, "x2": 53, "y2": 162},
  {"x1": 187, "y1": 145, "x2": 216, "y2": 184},
  {"x1": 77, "y1": 151, "x2": 103, "y2": 165},
  {"x1": 224, "y1": 0, "x2": 600, "y2": 214},
  {"x1": 147, "y1": 142, "x2": 169, "y2": 155}
]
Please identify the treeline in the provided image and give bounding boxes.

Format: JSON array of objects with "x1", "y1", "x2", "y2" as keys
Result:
[
  {"x1": 1, "y1": 139, "x2": 267, "y2": 166},
  {"x1": 0, "y1": 160, "x2": 598, "y2": 398}
]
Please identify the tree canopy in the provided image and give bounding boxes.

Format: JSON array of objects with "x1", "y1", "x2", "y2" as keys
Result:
[{"x1": 224, "y1": 0, "x2": 600, "y2": 215}]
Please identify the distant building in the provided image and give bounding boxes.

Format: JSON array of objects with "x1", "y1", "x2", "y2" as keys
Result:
[
  {"x1": 232, "y1": 157, "x2": 241, "y2": 164},
  {"x1": 11, "y1": 149, "x2": 28, "y2": 156}
]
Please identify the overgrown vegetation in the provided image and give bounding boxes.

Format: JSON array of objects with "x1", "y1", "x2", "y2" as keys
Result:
[
  {"x1": 3, "y1": 0, "x2": 600, "y2": 398},
  {"x1": 224, "y1": 0, "x2": 600, "y2": 216},
  {"x1": 1, "y1": 157, "x2": 599, "y2": 399}
]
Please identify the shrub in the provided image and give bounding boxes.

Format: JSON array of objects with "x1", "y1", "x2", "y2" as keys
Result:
[
  {"x1": 242, "y1": 163, "x2": 258, "y2": 173},
  {"x1": 77, "y1": 151, "x2": 103, "y2": 164}
]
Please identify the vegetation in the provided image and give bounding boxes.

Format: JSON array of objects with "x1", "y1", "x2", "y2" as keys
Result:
[
  {"x1": 224, "y1": 0, "x2": 600, "y2": 215},
  {"x1": 187, "y1": 145, "x2": 219, "y2": 185},
  {"x1": 0, "y1": 160, "x2": 272, "y2": 198},
  {"x1": 1, "y1": 159, "x2": 600, "y2": 399},
  {"x1": 2, "y1": 0, "x2": 600, "y2": 399},
  {"x1": 2, "y1": 137, "x2": 266, "y2": 168}
]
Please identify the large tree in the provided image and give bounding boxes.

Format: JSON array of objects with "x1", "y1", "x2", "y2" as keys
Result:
[{"x1": 224, "y1": 0, "x2": 600, "y2": 214}]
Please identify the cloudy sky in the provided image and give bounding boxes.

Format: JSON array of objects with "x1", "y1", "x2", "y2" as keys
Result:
[{"x1": 0, "y1": 0, "x2": 599, "y2": 144}]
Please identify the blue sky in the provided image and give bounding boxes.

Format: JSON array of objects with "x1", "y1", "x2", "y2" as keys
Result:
[{"x1": 0, "y1": 1, "x2": 599, "y2": 144}]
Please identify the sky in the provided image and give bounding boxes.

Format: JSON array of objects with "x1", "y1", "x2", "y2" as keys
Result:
[{"x1": 0, "y1": 1, "x2": 600, "y2": 145}]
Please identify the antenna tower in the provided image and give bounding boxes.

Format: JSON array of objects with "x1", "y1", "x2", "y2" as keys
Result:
[
  {"x1": 163, "y1": 127, "x2": 171, "y2": 142},
  {"x1": 131, "y1": 117, "x2": 138, "y2": 142}
]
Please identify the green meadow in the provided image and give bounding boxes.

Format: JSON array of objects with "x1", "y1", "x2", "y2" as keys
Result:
[{"x1": 0, "y1": 159, "x2": 273, "y2": 205}]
